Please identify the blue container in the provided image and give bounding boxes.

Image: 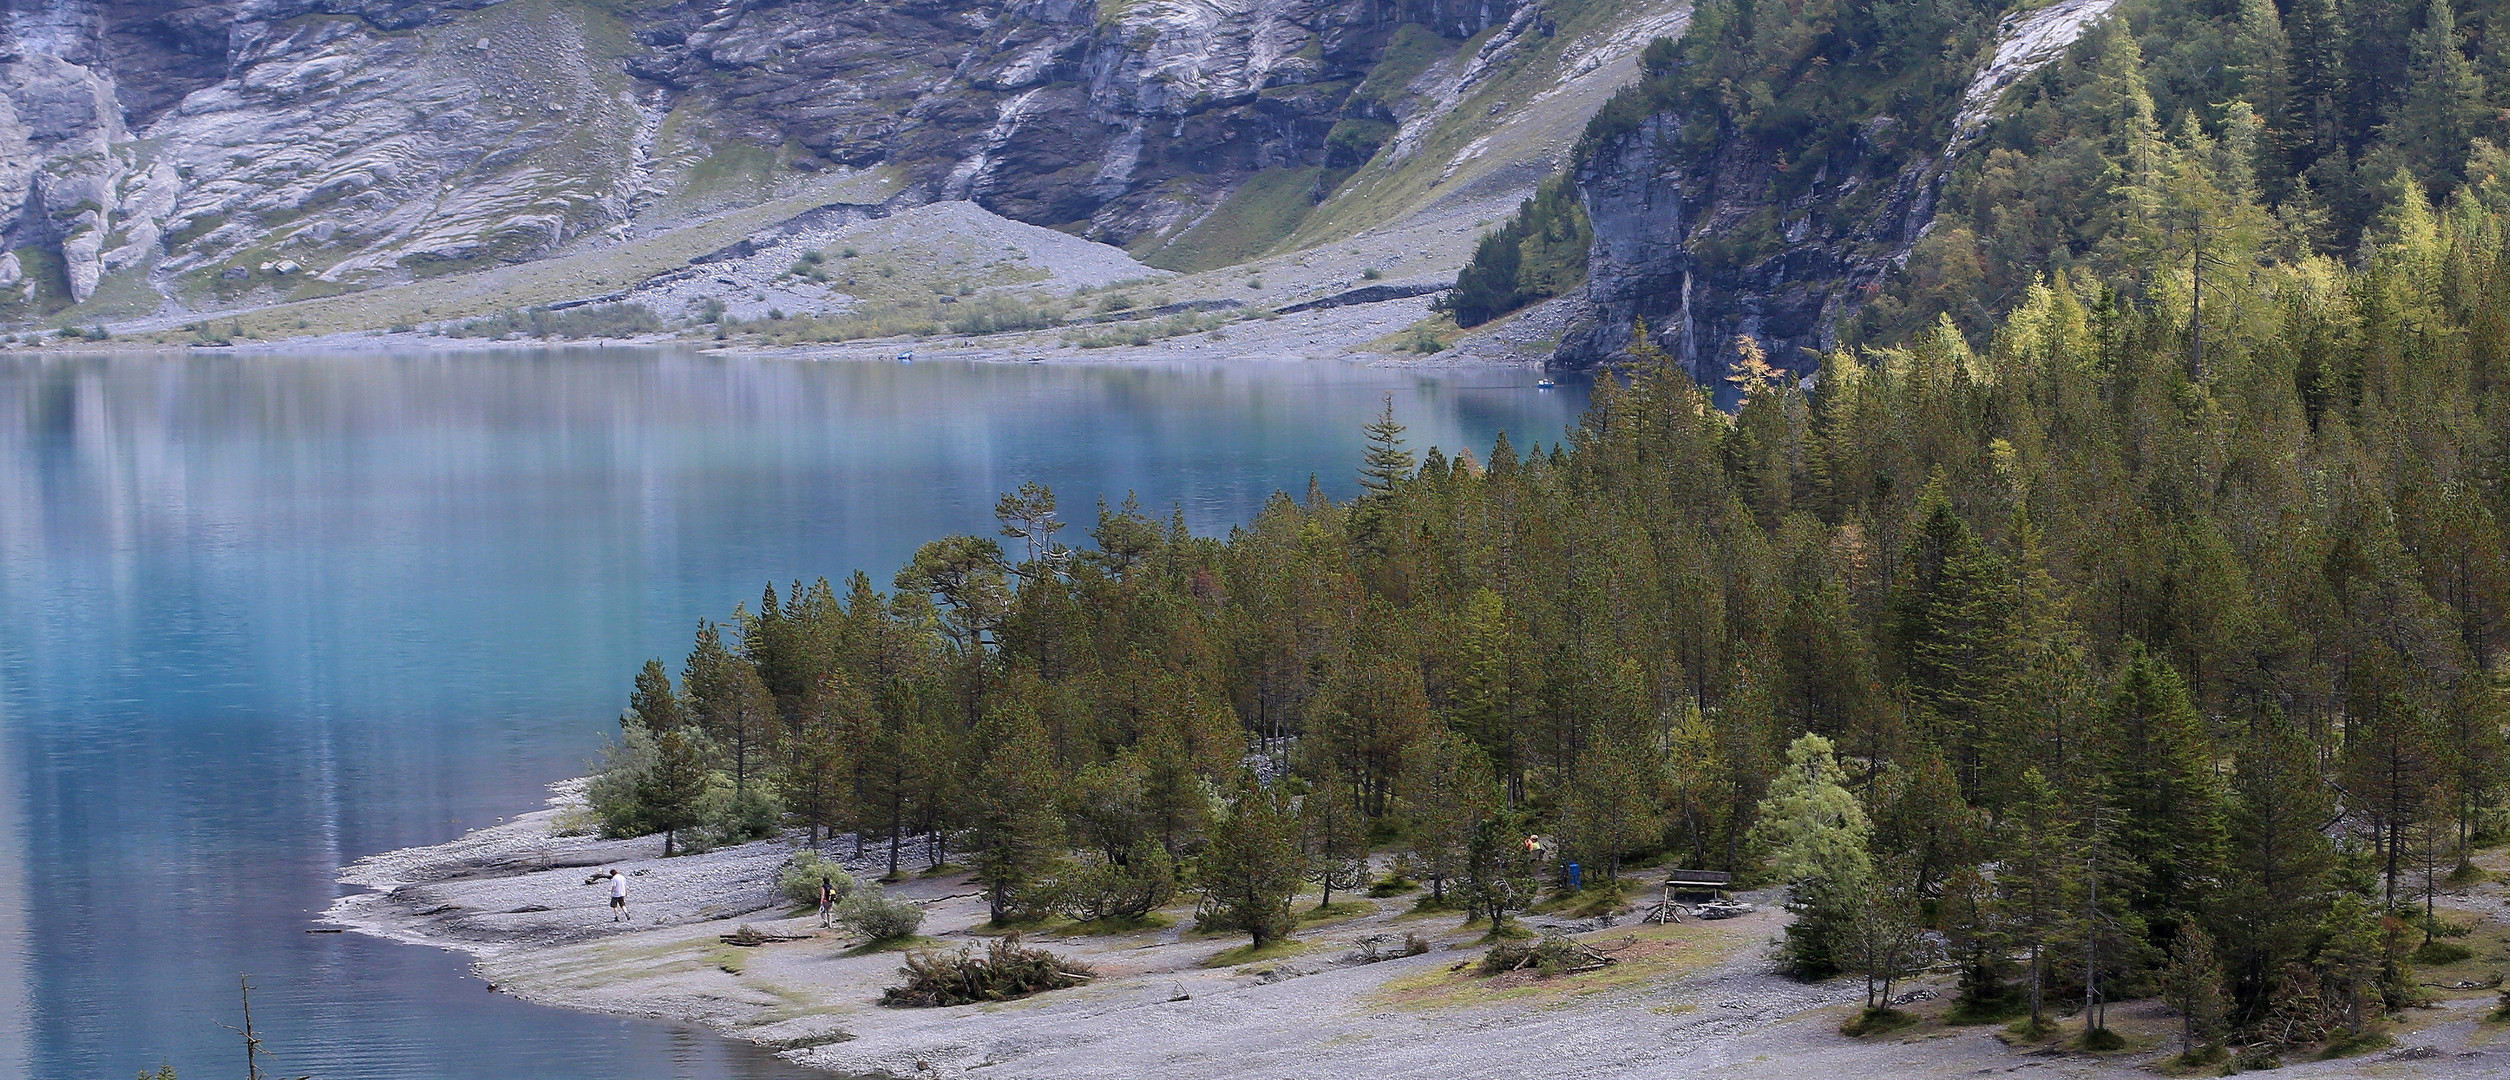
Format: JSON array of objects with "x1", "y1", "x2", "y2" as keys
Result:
[{"x1": 1568, "y1": 862, "x2": 1582, "y2": 891}]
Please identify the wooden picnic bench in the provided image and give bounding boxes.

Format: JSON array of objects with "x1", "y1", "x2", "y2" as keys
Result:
[{"x1": 1645, "y1": 870, "x2": 1735, "y2": 924}]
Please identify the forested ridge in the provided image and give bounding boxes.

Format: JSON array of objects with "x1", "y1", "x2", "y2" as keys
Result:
[
  {"x1": 589, "y1": 160, "x2": 2510, "y2": 1049},
  {"x1": 1464, "y1": 0, "x2": 2510, "y2": 371}
]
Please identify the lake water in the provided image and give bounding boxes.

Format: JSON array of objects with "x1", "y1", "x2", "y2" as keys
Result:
[{"x1": 0, "y1": 348, "x2": 1588, "y2": 1080}]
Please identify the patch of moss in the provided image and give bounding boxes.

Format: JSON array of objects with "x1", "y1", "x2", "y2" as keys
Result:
[
  {"x1": 2316, "y1": 1028, "x2": 2393, "y2": 1058},
  {"x1": 1297, "y1": 900, "x2": 1377, "y2": 925},
  {"x1": 1202, "y1": 939, "x2": 1313, "y2": 968},
  {"x1": 842, "y1": 934, "x2": 942, "y2": 957},
  {"x1": 1840, "y1": 1007, "x2": 1920, "y2": 1037}
]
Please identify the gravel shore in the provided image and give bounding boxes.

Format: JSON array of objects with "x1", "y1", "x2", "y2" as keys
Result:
[{"x1": 327, "y1": 783, "x2": 2510, "y2": 1079}]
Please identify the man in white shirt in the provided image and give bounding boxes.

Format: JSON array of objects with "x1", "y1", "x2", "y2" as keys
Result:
[{"x1": 609, "y1": 869, "x2": 629, "y2": 922}]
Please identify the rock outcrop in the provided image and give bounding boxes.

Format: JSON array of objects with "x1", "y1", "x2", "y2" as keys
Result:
[
  {"x1": 1557, "y1": 0, "x2": 2120, "y2": 379},
  {"x1": 0, "y1": 0, "x2": 1537, "y2": 322}
]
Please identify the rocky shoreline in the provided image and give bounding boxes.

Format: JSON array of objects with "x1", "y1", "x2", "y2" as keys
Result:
[{"x1": 322, "y1": 782, "x2": 2510, "y2": 1079}]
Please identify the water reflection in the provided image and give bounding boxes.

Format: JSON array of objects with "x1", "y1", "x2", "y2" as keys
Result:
[{"x1": 0, "y1": 348, "x2": 1587, "y2": 1079}]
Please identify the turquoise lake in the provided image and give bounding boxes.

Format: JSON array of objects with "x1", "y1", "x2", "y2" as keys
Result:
[{"x1": 0, "y1": 348, "x2": 1588, "y2": 1079}]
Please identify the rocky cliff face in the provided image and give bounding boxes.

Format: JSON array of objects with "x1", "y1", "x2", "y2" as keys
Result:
[
  {"x1": 1555, "y1": 0, "x2": 2119, "y2": 379},
  {"x1": 0, "y1": 0, "x2": 1525, "y2": 320}
]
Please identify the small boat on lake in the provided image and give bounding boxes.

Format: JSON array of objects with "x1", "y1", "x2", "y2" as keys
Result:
[{"x1": 1535, "y1": 377, "x2": 1556, "y2": 390}]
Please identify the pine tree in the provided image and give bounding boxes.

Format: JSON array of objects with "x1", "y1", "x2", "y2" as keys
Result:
[
  {"x1": 777, "y1": 672, "x2": 864, "y2": 847},
  {"x1": 995, "y1": 480, "x2": 1066, "y2": 570},
  {"x1": 1464, "y1": 807, "x2": 1542, "y2": 930},
  {"x1": 1996, "y1": 768, "x2": 2075, "y2": 1033},
  {"x1": 1299, "y1": 784, "x2": 1371, "y2": 910},
  {"x1": 639, "y1": 726, "x2": 713, "y2": 857},
  {"x1": 2341, "y1": 648, "x2": 2443, "y2": 906},
  {"x1": 1199, "y1": 772, "x2": 1305, "y2": 947},
  {"x1": 1841, "y1": 858, "x2": 1928, "y2": 1014},
  {"x1": 629, "y1": 658, "x2": 686, "y2": 731},
  {"x1": 968, "y1": 681, "x2": 1066, "y2": 925},
  {"x1": 1564, "y1": 722, "x2": 1662, "y2": 885},
  {"x1": 1403, "y1": 727, "x2": 1497, "y2": 905},
  {"x1": 682, "y1": 620, "x2": 776, "y2": 793}
]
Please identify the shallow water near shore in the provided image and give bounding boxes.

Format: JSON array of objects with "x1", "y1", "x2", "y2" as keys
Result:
[{"x1": 0, "y1": 346, "x2": 1586, "y2": 1080}]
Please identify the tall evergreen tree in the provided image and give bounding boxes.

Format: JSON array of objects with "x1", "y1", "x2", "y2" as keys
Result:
[
  {"x1": 1751, "y1": 734, "x2": 1876, "y2": 977},
  {"x1": 1199, "y1": 773, "x2": 1305, "y2": 947}
]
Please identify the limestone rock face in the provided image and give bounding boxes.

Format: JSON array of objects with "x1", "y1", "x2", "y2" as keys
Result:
[{"x1": 0, "y1": 0, "x2": 1522, "y2": 319}]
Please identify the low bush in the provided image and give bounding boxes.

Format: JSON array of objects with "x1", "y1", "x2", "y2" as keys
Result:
[
  {"x1": 841, "y1": 886, "x2": 926, "y2": 942},
  {"x1": 881, "y1": 934, "x2": 1094, "y2": 1007},
  {"x1": 1056, "y1": 842, "x2": 1178, "y2": 922},
  {"x1": 779, "y1": 851, "x2": 858, "y2": 910},
  {"x1": 1366, "y1": 874, "x2": 1418, "y2": 898}
]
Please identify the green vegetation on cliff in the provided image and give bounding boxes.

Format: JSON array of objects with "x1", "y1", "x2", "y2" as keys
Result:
[
  {"x1": 1460, "y1": 0, "x2": 2510, "y2": 360},
  {"x1": 1443, "y1": 175, "x2": 1591, "y2": 326}
]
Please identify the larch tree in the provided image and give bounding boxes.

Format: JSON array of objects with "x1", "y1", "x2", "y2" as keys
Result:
[
  {"x1": 1750, "y1": 733, "x2": 1876, "y2": 977},
  {"x1": 1403, "y1": 727, "x2": 1497, "y2": 905}
]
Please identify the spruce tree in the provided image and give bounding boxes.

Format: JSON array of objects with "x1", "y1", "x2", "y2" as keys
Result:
[
  {"x1": 1892, "y1": 481, "x2": 2020, "y2": 802},
  {"x1": 2222, "y1": 709, "x2": 2337, "y2": 1022},
  {"x1": 2386, "y1": 0, "x2": 2487, "y2": 185},
  {"x1": 1358, "y1": 394, "x2": 1416, "y2": 496},
  {"x1": 2092, "y1": 645, "x2": 2228, "y2": 929}
]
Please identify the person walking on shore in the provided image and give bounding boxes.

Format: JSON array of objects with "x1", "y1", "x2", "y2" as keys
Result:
[
  {"x1": 609, "y1": 869, "x2": 629, "y2": 922},
  {"x1": 818, "y1": 876, "x2": 836, "y2": 927}
]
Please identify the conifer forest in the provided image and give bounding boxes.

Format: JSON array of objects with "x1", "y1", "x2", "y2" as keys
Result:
[{"x1": 575, "y1": 0, "x2": 2510, "y2": 1061}]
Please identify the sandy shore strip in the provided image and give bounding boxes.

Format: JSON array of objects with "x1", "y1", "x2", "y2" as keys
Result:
[{"x1": 326, "y1": 783, "x2": 2510, "y2": 1079}]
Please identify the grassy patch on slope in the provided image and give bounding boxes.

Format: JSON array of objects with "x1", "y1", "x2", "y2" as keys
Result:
[{"x1": 1140, "y1": 167, "x2": 1327, "y2": 272}]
